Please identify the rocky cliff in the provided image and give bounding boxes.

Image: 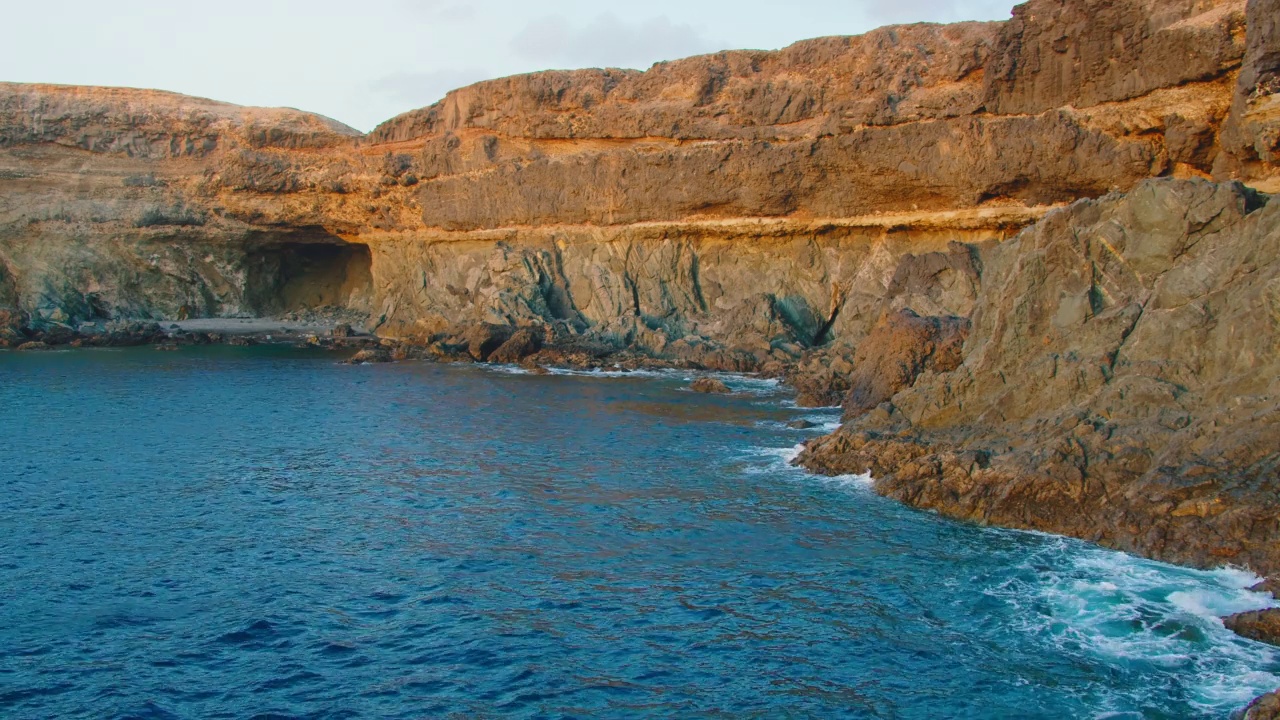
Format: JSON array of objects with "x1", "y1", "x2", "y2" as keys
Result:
[
  {"x1": 797, "y1": 178, "x2": 1280, "y2": 574},
  {"x1": 2, "y1": 0, "x2": 1277, "y2": 363}
]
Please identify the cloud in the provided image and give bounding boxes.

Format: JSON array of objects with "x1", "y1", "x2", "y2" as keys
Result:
[
  {"x1": 371, "y1": 67, "x2": 493, "y2": 108},
  {"x1": 865, "y1": 0, "x2": 1015, "y2": 25},
  {"x1": 510, "y1": 13, "x2": 724, "y2": 69}
]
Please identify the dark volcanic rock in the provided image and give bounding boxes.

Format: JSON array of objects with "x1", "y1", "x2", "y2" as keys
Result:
[
  {"x1": 487, "y1": 328, "x2": 542, "y2": 365},
  {"x1": 345, "y1": 348, "x2": 392, "y2": 364},
  {"x1": 1252, "y1": 579, "x2": 1280, "y2": 598},
  {"x1": 1224, "y1": 609, "x2": 1280, "y2": 646},
  {"x1": 463, "y1": 324, "x2": 515, "y2": 362},
  {"x1": 98, "y1": 321, "x2": 166, "y2": 347}
]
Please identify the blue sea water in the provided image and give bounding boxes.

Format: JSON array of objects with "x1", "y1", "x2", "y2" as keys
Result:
[{"x1": 0, "y1": 347, "x2": 1277, "y2": 719}]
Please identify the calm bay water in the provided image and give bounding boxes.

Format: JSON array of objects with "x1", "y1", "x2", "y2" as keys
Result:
[{"x1": 0, "y1": 348, "x2": 1277, "y2": 719}]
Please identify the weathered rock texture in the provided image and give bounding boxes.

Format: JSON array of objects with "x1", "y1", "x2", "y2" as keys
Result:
[
  {"x1": 798, "y1": 178, "x2": 1280, "y2": 576},
  {"x1": 1246, "y1": 691, "x2": 1280, "y2": 720},
  {"x1": 2, "y1": 0, "x2": 1277, "y2": 361},
  {"x1": 1225, "y1": 608, "x2": 1280, "y2": 646}
]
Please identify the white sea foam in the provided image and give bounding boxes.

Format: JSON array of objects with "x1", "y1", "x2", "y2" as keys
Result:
[
  {"x1": 982, "y1": 534, "x2": 1280, "y2": 712},
  {"x1": 491, "y1": 364, "x2": 784, "y2": 392},
  {"x1": 736, "y1": 444, "x2": 876, "y2": 494}
]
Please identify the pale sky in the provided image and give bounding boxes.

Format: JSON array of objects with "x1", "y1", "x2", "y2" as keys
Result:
[{"x1": 1, "y1": 0, "x2": 1015, "y2": 132}]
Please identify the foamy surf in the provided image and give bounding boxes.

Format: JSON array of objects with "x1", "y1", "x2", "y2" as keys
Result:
[
  {"x1": 979, "y1": 533, "x2": 1280, "y2": 713},
  {"x1": 481, "y1": 363, "x2": 785, "y2": 396},
  {"x1": 735, "y1": 444, "x2": 875, "y2": 492}
]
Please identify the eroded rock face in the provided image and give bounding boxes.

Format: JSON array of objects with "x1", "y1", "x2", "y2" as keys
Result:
[
  {"x1": 982, "y1": 0, "x2": 1247, "y2": 115},
  {"x1": 843, "y1": 309, "x2": 970, "y2": 418},
  {"x1": 1, "y1": 0, "x2": 1276, "y2": 355},
  {"x1": 800, "y1": 178, "x2": 1280, "y2": 576}
]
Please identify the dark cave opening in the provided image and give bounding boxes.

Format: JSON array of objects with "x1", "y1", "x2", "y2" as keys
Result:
[{"x1": 243, "y1": 237, "x2": 373, "y2": 317}]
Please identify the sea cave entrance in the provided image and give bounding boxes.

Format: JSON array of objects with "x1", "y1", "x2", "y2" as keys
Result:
[{"x1": 242, "y1": 233, "x2": 373, "y2": 317}]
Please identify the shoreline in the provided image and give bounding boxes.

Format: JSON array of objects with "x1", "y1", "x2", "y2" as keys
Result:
[{"x1": 5, "y1": 327, "x2": 1280, "y2": 714}]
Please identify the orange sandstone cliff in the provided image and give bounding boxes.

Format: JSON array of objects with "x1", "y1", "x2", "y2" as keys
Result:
[{"x1": 1, "y1": 0, "x2": 1275, "y2": 357}]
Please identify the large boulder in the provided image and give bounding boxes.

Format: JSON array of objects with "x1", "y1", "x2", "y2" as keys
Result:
[
  {"x1": 843, "y1": 309, "x2": 969, "y2": 418},
  {"x1": 463, "y1": 323, "x2": 515, "y2": 362},
  {"x1": 690, "y1": 378, "x2": 732, "y2": 394},
  {"x1": 487, "y1": 327, "x2": 542, "y2": 364}
]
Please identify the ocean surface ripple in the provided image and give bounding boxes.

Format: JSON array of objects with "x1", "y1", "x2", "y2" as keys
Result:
[{"x1": 0, "y1": 348, "x2": 1276, "y2": 719}]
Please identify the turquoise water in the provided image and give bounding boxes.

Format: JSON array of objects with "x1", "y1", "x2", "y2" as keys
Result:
[{"x1": 0, "y1": 348, "x2": 1277, "y2": 719}]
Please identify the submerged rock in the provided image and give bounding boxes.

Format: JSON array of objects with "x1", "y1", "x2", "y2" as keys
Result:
[
  {"x1": 690, "y1": 378, "x2": 732, "y2": 394},
  {"x1": 345, "y1": 348, "x2": 392, "y2": 365}
]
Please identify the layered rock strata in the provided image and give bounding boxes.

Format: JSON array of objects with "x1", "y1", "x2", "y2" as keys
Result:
[{"x1": 2, "y1": 0, "x2": 1278, "y2": 368}]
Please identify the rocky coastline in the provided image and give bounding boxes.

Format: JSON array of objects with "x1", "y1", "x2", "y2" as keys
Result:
[{"x1": 4, "y1": 0, "x2": 1280, "y2": 713}]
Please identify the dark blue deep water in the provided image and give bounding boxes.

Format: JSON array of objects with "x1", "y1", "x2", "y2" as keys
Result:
[{"x1": 1, "y1": 348, "x2": 1278, "y2": 719}]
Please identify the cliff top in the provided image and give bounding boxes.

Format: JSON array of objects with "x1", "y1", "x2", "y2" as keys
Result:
[{"x1": 0, "y1": 81, "x2": 361, "y2": 157}]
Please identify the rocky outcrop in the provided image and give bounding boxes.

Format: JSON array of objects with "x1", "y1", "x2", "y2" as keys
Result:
[
  {"x1": 798, "y1": 178, "x2": 1280, "y2": 576},
  {"x1": 1245, "y1": 691, "x2": 1280, "y2": 719},
  {"x1": 1225, "y1": 609, "x2": 1280, "y2": 646},
  {"x1": 981, "y1": 0, "x2": 1247, "y2": 115},
  {"x1": 1221, "y1": 0, "x2": 1280, "y2": 177},
  {"x1": 843, "y1": 309, "x2": 969, "y2": 417}
]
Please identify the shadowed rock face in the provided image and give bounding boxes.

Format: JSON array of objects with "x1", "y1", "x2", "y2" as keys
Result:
[{"x1": 843, "y1": 309, "x2": 970, "y2": 418}]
